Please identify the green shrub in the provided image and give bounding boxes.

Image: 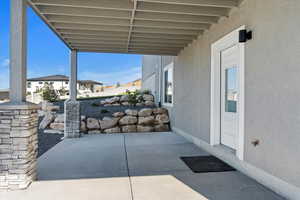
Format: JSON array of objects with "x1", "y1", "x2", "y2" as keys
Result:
[
  {"x1": 41, "y1": 84, "x2": 58, "y2": 102},
  {"x1": 126, "y1": 90, "x2": 141, "y2": 106}
]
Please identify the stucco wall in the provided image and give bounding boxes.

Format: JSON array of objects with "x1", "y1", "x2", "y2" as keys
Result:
[{"x1": 170, "y1": 0, "x2": 300, "y2": 188}]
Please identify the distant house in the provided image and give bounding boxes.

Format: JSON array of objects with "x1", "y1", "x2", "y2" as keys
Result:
[
  {"x1": 27, "y1": 75, "x2": 102, "y2": 95},
  {"x1": 0, "y1": 89, "x2": 9, "y2": 102}
]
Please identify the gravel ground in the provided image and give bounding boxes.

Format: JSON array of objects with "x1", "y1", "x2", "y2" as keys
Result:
[
  {"x1": 38, "y1": 118, "x2": 63, "y2": 158},
  {"x1": 38, "y1": 97, "x2": 156, "y2": 157}
]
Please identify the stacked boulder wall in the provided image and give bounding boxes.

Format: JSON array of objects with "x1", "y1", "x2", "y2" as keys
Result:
[
  {"x1": 137, "y1": 125, "x2": 154, "y2": 132},
  {"x1": 99, "y1": 118, "x2": 119, "y2": 130},
  {"x1": 119, "y1": 116, "x2": 138, "y2": 125},
  {"x1": 87, "y1": 118, "x2": 100, "y2": 130},
  {"x1": 122, "y1": 125, "x2": 137, "y2": 133},
  {"x1": 125, "y1": 109, "x2": 138, "y2": 116},
  {"x1": 104, "y1": 127, "x2": 121, "y2": 134},
  {"x1": 138, "y1": 108, "x2": 153, "y2": 117},
  {"x1": 138, "y1": 116, "x2": 155, "y2": 126}
]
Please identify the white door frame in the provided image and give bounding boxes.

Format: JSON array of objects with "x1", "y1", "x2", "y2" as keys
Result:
[{"x1": 210, "y1": 26, "x2": 245, "y2": 160}]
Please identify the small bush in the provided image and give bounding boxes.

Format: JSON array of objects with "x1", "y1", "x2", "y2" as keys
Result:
[
  {"x1": 41, "y1": 83, "x2": 58, "y2": 102},
  {"x1": 126, "y1": 90, "x2": 141, "y2": 106}
]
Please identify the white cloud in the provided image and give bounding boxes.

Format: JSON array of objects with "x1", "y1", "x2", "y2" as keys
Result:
[
  {"x1": 1, "y1": 58, "x2": 9, "y2": 67},
  {"x1": 80, "y1": 67, "x2": 141, "y2": 85}
]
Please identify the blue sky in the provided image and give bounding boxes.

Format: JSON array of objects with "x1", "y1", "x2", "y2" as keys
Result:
[{"x1": 0, "y1": 1, "x2": 142, "y2": 89}]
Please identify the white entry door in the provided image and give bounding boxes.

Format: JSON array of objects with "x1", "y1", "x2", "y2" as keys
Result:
[{"x1": 220, "y1": 45, "x2": 239, "y2": 149}]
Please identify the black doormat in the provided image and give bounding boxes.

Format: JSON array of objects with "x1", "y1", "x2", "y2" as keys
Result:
[{"x1": 181, "y1": 156, "x2": 236, "y2": 173}]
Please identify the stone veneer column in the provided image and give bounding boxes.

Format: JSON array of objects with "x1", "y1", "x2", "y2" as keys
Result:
[
  {"x1": 64, "y1": 100, "x2": 81, "y2": 138},
  {"x1": 0, "y1": 104, "x2": 39, "y2": 190}
]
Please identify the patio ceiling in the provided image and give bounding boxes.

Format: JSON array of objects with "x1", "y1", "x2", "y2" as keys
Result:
[{"x1": 28, "y1": 0, "x2": 240, "y2": 55}]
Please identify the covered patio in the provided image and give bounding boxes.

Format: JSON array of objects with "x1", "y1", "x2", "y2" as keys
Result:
[
  {"x1": 0, "y1": 0, "x2": 297, "y2": 199},
  {"x1": 0, "y1": 0, "x2": 246, "y2": 190},
  {"x1": 0, "y1": 132, "x2": 284, "y2": 200}
]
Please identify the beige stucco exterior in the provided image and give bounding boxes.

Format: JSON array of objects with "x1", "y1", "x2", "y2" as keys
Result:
[{"x1": 142, "y1": 0, "x2": 300, "y2": 195}]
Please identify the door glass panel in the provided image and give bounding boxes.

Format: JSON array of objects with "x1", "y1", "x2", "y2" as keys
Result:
[{"x1": 225, "y1": 67, "x2": 237, "y2": 113}]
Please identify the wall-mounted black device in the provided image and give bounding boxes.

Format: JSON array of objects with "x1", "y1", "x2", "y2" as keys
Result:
[{"x1": 239, "y1": 29, "x2": 252, "y2": 43}]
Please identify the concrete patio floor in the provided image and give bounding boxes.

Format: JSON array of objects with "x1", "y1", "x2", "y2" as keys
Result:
[{"x1": 0, "y1": 132, "x2": 284, "y2": 200}]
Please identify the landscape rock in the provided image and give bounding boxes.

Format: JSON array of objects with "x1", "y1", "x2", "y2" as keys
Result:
[
  {"x1": 54, "y1": 114, "x2": 64, "y2": 123},
  {"x1": 138, "y1": 108, "x2": 153, "y2": 117},
  {"x1": 143, "y1": 94, "x2": 154, "y2": 102},
  {"x1": 155, "y1": 124, "x2": 170, "y2": 132},
  {"x1": 106, "y1": 96, "x2": 120, "y2": 104},
  {"x1": 99, "y1": 118, "x2": 119, "y2": 130},
  {"x1": 49, "y1": 123, "x2": 64, "y2": 131},
  {"x1": 136, "y1": 103, "x2": 144, "y2": 106},
  {"x1": 87, "y1": 118, "x2": 100, "y2": 130},
  {"x1": 137, "y1": 125, "x2": 154, "y2": 132},
  {"x1": 121, "y1": 102, "x2": 130, "y2": 106},
  {"x1": 104, "y1": 127, "x2": 121, "y2": 134},
  {"x1": 122, "y1": 125, "x2": 137, "y2": 133},
  {"x1": 138, "y1": 116, "x2": 155, "y2": 126},
  {"x1": 125, "y1": 109, "x2": 138, "y2": 116},
  {"x1": 155, "y1": 114, "x2": 170, "y2": 124},
  {"x1": 153, "y1": 108, "x2": 168, "y2": 115},
  {"x1": 44, "y1": 129, "x2": 63, "y2": 134},
  {"x1": 120, "y1": 95, "x2": 129, "y2": 102},
  {"x1": 119, "y1": 116, "x2": 138, "y2": 125},
  {"x1": 88, "y1": 130, "x2": 102, "y2": 134},
  {"x1": 112, "y1": 112, "x2": 125, "y2": 118},
  {"x1": 39, "y1": 112, "x2": 55, "y2": 129},
  {"x1": 145, "y1": 101, "x2": 155, "y2": 106},
  {"x1": 46, "y1": 105, "x2": 60, "y2": 112},
  {"x1": 80, "y1": 121, "x2": 87, "y2": 132}
]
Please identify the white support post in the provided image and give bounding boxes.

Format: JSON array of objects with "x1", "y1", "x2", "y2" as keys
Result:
[
  {"x1": 70, "y1": 50, "x2": 78, "y2": 101},
  {"x1": 9, "y1": 0, "x2": 27, "y2": 103}
]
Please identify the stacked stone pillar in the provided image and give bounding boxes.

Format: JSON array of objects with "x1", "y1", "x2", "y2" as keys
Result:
[{"x1": 0, "y1": 104, "x2": 39, "y2": 190}]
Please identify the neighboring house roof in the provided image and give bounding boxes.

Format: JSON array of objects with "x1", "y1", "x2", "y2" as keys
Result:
[
  {"x1": 27, "y1": 75, "x2": 102, "y2": 85},
  {"x1": 0, "y1": 89, "x2": 9, "y2": 100}
]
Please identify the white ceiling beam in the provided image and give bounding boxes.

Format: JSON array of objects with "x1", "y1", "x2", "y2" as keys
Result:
[
  {"x1": 39, "y1": 6, "x2": 219, "y2": 24},
  {"x1": 134, "y1": 20, "x2": 210, "y2": 30},
  {"x1": 138, "y1": 0, "x2": 238, "y2": 8},
  {"x1": 32, "y1": 0, "x2": 133, "y2": 11},
  {"x1": 132, "y1": 32, "x2": 197, "y2": 40},
  {"x1": 39, "y1": 6, "x2": 131, "y2": 19},
  {"x1": 70, "y1": 41, "x2": 185, "y2": 48},
  {"x1": 60, "y1": 31, "x2": 129, "y2": 37},
  {"x1": 47, "y1": 15, "x2": 210, "y2": 30},
  {"x1": 63, "y1": 35, "x2": 129, "y2": 41},
  {"x1": 133, "y1": 26, "x2": 200, "y2": 35},
  {"x1": 79, "y1": 49, "x2": 178, "y2": 56},
  {"x1": 63, "y1": 35, "x2": 191, "y2": 44},
  {"x1": 135, "y1": 12, "x2": 218, "y2": 23},
  {"x1": 54, "y1": 23, "x2": 130, "y2": 32},
  {"x1": 55, "y1": 23, "x2": 200, "y2": 35},
  {"x1": 137, "y1": 2, "x2": 229, "y2": 16},
  {"x1": 47, "y1": 15, "x2": 130, "y2": 26},
  {"x1": 59, "y1": 30, "x2": 198, "y2": 40},
  {"x1": 127, "y1": 0, "x2": 138, "y2": 51}
]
